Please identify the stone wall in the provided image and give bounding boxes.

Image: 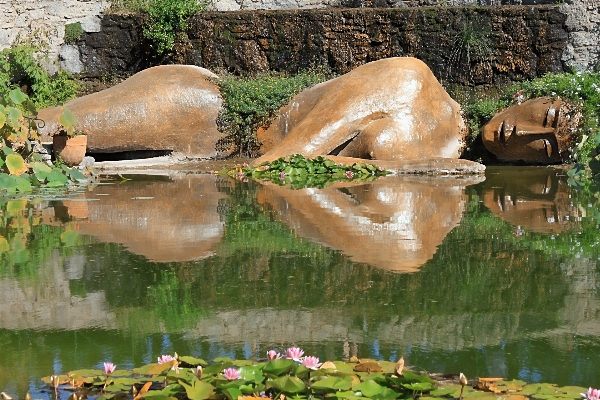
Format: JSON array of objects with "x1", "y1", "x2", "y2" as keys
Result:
[
  {"x1": 0, "y1": 0, "x2": 111, "y2": 73},
  {"x1": 72, "y1": 6, "x2": 569, "y2": 86},
  {"x1": 559, "y1": 0, "x2": 600, "y2": 72},
  {"x1": 1, "y1": 0, "x2": 598, "y2": 82}
]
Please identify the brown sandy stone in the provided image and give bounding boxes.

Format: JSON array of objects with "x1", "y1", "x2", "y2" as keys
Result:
[
  {"x1": 482, "y1": 97, "x2": 581, "y2": 164},
  {"x1": 255, "y1": 57, "x2": 467, "y2": 164},
  {"x1": 38, "y1": 65, "x2": 222, "y2": 157}
]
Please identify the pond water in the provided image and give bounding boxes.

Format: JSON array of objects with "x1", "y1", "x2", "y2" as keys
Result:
[{"x1": 1, "y1": 166, "x2": 600, "y2": 396}]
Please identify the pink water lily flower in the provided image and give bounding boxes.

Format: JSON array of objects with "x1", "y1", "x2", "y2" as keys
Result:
[
  {"x1": 103, "y1": 362, "x2": 116, "y2": 375},
  {"x1": 267, "y1": 350, "x2": 282, "y2": 360},
  {"x1": 345, "y1": 171, "x2": 354, "y2": 179},
  {"x1": 158, "y1": 354, "x2": 176, "y2": 364},
  {"x1": 582, "y1": 388, "x2": 600, "y2": 400},
  {"x1": 302, "y1": 356, "x2": 322, "y2": 370},
  {"x1": 222, "y1": 367, "x2": 241, "y2": 380},
  {"x1": 285, "y1": 347, "x2": 304, "y2": 361}
]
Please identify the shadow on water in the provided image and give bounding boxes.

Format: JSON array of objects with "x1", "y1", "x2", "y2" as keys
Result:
[{"x1": 0, "y1": 167, "x2": 599, "y2": 396}]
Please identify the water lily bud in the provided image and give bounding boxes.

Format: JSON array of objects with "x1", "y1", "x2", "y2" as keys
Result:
[
  {"x1": 394, "y1": 357, "x2": 404, "y2": 376},
  {"x1": 194, "y1": 365, "x2": 203, "y2": 378},
  {"x1": 25, "y1": 393, "x2": 31, "y2": 400},
  {"x1": 174, "y1": 352, "x2": 179, "y2": 360},
  {"x1": 459, "y1": 373, "x2": 468, "y2": 386},
  {"x1": 1, "y1": 392, "x2": 13, "y2": 400},
  {"x1": 51, "y1": 375, "x2": 60, "y2": 388},
  {"x1": 132, "y1": 386, "x2": 138, "y2": 396}
]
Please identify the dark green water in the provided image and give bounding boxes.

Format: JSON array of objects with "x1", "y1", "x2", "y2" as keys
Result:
[{"x1": 1, "y1": 167, "x2": 599, "y2": 397}]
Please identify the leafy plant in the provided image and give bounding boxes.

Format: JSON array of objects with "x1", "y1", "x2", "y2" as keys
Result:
[
  {"x1": 36, "y1": 352, "x2": 588, "y2": 400},
  {"x1": 52, "y1": 107, "x2": 88, "y2": 137},
  {"x1": 143, "y1": 0, "x2": 205, "y2": 55},
  {"x1": 0, "y1": 89, "x2": 91, "y2": 193},
  {"x1": 448, "y1": 19, "x2": 493, "y2": 83},
  {"x1": 108, "y1": 0, "x2": 151, "y2": 12},
  {"x1": 216, "y1": 69, "x2": 331, "y2": 157},
  {"x1": 64, "y1": 22, "x2": 84, "y2": 44},
  {"x1": 0, "y1": 45, "x2": 79, "y2": 109},
  {"x1": 224, "y1": 154, "x2": 389, "y2": 189}
]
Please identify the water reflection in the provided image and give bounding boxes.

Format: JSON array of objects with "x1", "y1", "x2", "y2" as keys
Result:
[
  {"x1": 257, "y1": 175, "x2": 484, "y2": 272},
  {"x1": 481, "y1": 167, "x2": 579, "y2": 233},
  {"x1": 1, "y1": 169, "x2": 600, "y2": 395},
  {"x1": 77, "y1": 175, "x2": 226, "y2": 262}
]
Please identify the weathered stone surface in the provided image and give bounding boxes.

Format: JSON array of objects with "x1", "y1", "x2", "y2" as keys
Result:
[
  {"x1": 271, "y1": 155, "x2": 485, "y2": 174},
  {"x1": 481, "y1": 97, "x2": 581, "y2": 163},
  {"x1": 2, "y1": 1, "x2": 598, "y2": 78},
  {"x1": 38, "y1": 65, "x2": 222, "y2": 157},
  {"x1": 254, "y1": 57, "x2": 467, "y2": 164},
  {"x1": 62, "y1": 6, "x2": 572, "y2": 86}
]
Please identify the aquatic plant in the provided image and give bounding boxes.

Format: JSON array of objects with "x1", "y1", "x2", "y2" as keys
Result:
[
  {"x1": 103, "y1": 362, "x2": 116, "y2": 376},
  {"x1": 302, "y1": 356, "x2": 322, "y2": 370},
  {"x1": 285, "y1": 346, "x2": 305, "y2": 361},
  {"x1": 582, "y1": 388, "x2": 600, "y2": 400},
  {"x1": 225, "y1": 154, "x2": 389, "y2": 189},
  {"x1": 222, "y1": 367, "x2": 241, "y2": 380},
  {"x1": 36, "y1": 352, "x2": 590, "y2": 400},
  {"x1": 267, "y1": 350, "x2": 282, "y2": 360}
]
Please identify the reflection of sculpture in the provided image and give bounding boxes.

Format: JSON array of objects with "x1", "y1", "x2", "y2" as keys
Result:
[
  {"x1": 482, "y1": 97, "x2": 581, "y2": 164},
  {"x1": 76, "y1": 174, "x2": 226, "y2": 262},
  {"x1": 481, "y1": 167, "x2": 580, "y2": 233},
  {"x1": 257, "y1": 175, "x2": 483, "y2": 272},
  {"x1": 255, "y1": 57, "x2": 468, "y2": 165}
]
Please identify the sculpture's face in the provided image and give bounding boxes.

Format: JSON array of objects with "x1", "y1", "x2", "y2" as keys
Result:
[{"x1": 482, "y1": 97, "x2": 579, "y2": 163}]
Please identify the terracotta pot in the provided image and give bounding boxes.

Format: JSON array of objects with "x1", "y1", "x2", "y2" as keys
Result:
[{"x1": 53, "y1": 135, "x2": 87, "y2": 166}]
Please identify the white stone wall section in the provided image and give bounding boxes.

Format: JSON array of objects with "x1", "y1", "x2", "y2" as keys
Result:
[
  {"x1": 560, "y1": 0, "x2": 600, "y2": 72},
  {"x1": 0, "y1": 0, "x2": 110, "y2": 73}
]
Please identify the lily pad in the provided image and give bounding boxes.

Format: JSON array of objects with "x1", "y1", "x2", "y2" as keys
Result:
[
  {"x1": 312, "y1": 376, "x2": 354, "y2": 391},
  {"x1": 269, "y1": 376, "x2": 306, "y2": 393}
]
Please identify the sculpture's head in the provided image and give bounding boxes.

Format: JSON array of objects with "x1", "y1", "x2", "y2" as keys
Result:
[{"x1": 482, "y1": 97, "x2": 581, "y2": 164}]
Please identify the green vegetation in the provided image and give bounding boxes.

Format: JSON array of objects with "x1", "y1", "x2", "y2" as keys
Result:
[
  {"x1": 463, "y1": 71, "x2": 600, "y2": 166},
  {"x1": 144, "y1": 0, "x2": 205, "y2": 55},
  {"x1": 108, "y1": 0, "x2": 204, "y2": 55},
  {"x1": 38, "y1": 353, "x2": 586, "y2": 400},
  {"x1": 0, "y1": 88, "x2": 92, "y2": 193},
  {"x1": 108, "y1": 0, "x2": 151, "y2": 12},
  {"x1": 216, "y1": 69, "x2": 331, "y2": 157},
  {"x1": 0, "y1": 45, "x2": 79, "y2": 109},
  {"x1": 225, "y1": 154, "x2": 389, "y2": 188},
  {"x1": 64, "y1": 22, "x2": 84, "y2": 44},
  {"x1": 449, "y1": 19, "x2": 493, "y2": 80}
]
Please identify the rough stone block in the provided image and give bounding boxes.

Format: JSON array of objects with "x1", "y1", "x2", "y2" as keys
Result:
[{"x1": 60, "y1": 44, "x2": 84, "y2": 74}]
